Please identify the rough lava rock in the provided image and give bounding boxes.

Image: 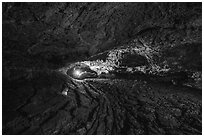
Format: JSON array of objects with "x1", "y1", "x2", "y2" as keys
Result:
[{"x1": 2, "y1": 2, "x2": 202, "y2": 135}]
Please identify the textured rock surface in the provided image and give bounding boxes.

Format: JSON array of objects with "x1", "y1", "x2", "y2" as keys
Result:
[
  {"x1": 3, "y1": 71, "x2": 202, "y2": 135},
  {"x1": 2, "y1": 2, "x2": 202, "y2": 135}
]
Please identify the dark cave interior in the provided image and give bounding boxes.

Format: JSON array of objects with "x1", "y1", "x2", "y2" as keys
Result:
[{"x1": 2, "y1": 2, "x2": 202, "y2": 135}]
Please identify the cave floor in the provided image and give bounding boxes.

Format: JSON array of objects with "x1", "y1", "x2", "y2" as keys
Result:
[{"x1": 2, "y1": 70, "x2": 202, "y2": 135}]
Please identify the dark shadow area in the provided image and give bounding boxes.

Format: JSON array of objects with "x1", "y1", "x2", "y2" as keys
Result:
[{"x1": 2, "y1": 2, "x2": 202, "y2": 135}]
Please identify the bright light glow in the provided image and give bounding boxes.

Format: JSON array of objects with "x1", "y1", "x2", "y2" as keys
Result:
[{"x1": 73, "y1": 69, "x2": 82, "y2": 77}]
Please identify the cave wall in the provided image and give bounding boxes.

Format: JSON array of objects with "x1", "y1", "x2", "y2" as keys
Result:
[
  {"x1": 2, "y1": 3, "x2": 202, "y2": 134},
  {"x1": 2, "y1": 2, "x2": 202, "y2": 79}
]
